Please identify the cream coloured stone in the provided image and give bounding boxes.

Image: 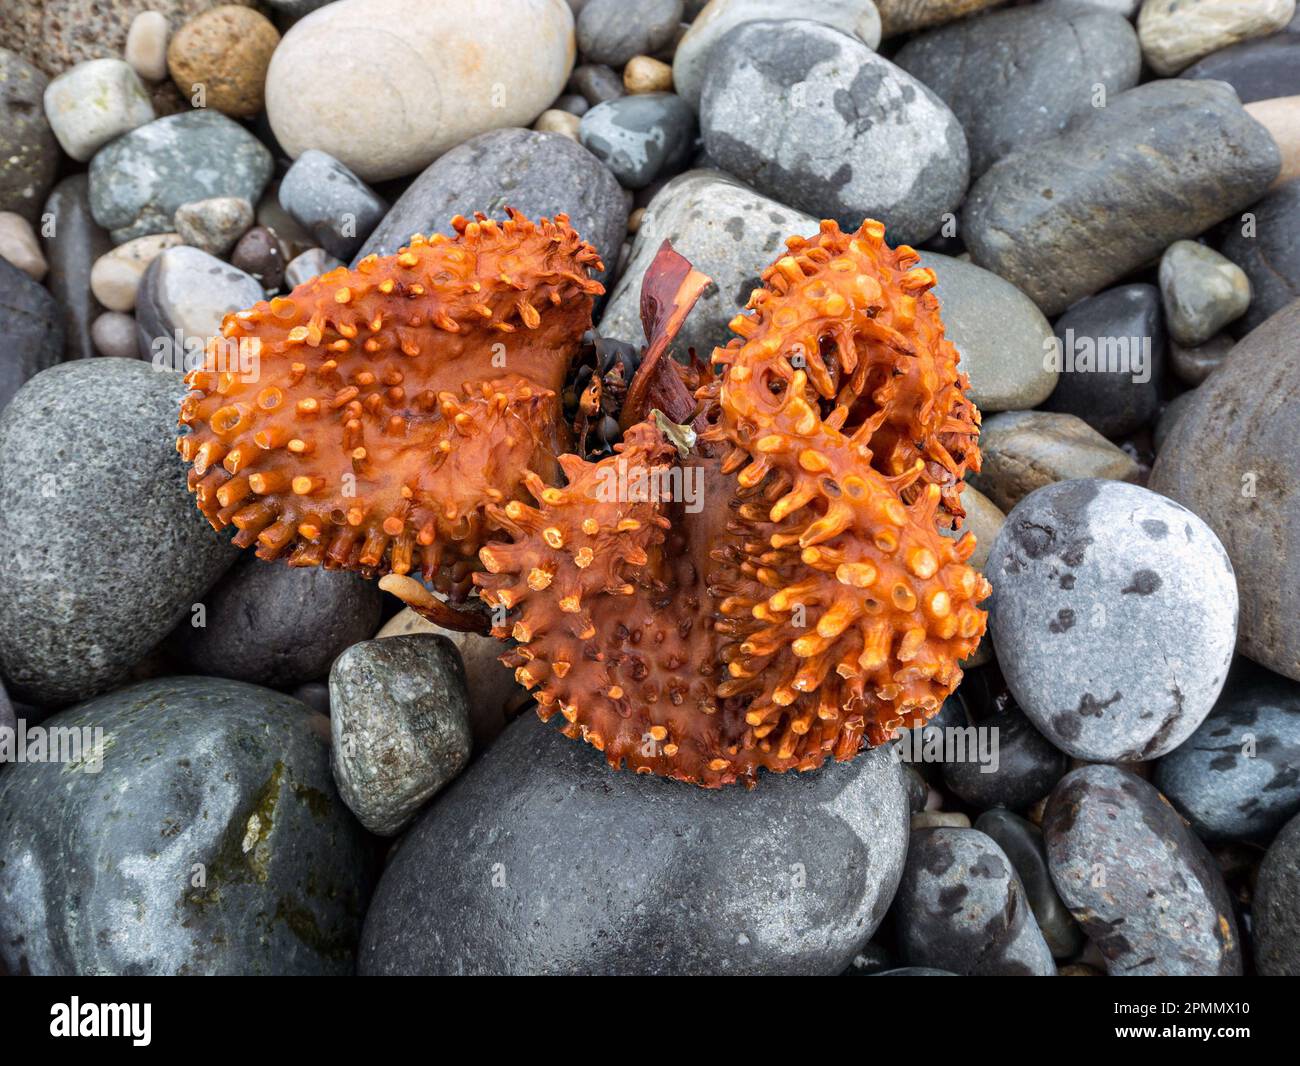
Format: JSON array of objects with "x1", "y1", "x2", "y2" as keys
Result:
[
  {"x1": 125, "y1": 11, "x2": 170, "y2": 81},
  {"x1": 533, "y1": 108, "x2": 581, "y2": 140},
  {"x1": 1138, "y1": 0, "x2": 1295, "y2": 76},
  {"x1": 89, "y1": 232, "x2": 182, "y2": 312},
  {"x1": 1246, "y1": 96, "x2": 1300, "y2": 188},
  {"x1": 0, "y1": 212, "x2": 48, "y2": 281},
  {"x1": 265, "y1": 0, "x2": 577, "y2": 182},
  {"x1": 43, "y1": 59, "x2": 155, "y2": 162}
]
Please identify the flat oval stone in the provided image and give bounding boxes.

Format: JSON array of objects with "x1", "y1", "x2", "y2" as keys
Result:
[
  {"x1": 1044, "y1": 764, "x2": 1243, "y2": 975},
  {"x1": 988, "y1": 478, "x2": 1237, "y2": 761},
  {"x1": 359, "y1": 712, "x2": 908, "y2": 975}
]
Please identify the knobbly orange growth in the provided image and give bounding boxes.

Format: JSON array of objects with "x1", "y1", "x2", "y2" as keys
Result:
[
  {"x1": 177, "y1": 210, "x2": 602, "y2": 592},
  {"x1": 478, "y1": 219, "x2": 990, "y2": 786}
]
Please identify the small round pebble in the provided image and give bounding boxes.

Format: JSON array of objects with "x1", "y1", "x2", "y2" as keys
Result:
[
  {"x1": 168, "y1": 5, "x2": 281, "y2": 118},
  {"x1": 89, "y1": 232, "x2": 182, "y2": 312},
  {"x1": 577, "y1": 0, "x2": 683, "y2": 67},
  {"x1": 0, "y1": 212, "x2": 47, "y2": 281},
  {"x1": 90, "y1": 311, "x2": 138, "y2": 358},
  {"x1": 1158, "y1": 239, "x2": 1252, "y2": 347},
  {"x1": 42, "y1": 58, "x2": 155, "y2": 163},
  {"x1": 569, "y1": 63, "x2": 625, "y2": 106},
  {"x1": 552, "y1": 93, "x2": 589, "y2": 116},
  {"x1": 533, "y1": 108, "x2": 581, "y2": 140},
  {"x1": 173, "y1": 195, "x2": 253, "y2": 256},
  {"x1": 230, "y1": 225, "x2": 285, "y2": 291},
  {"x1": 624, "y1": 55, "x2": 673, "y2": 94},
  {"x1": 1170, "y1": 333, "x2": 1233, "y2": 386},
  {"x1": 284, "y1": 247, "x2": 345, "y2": 290},
  {"x1": 125, "y1": 10, "x2": 170, "y2": 82}
]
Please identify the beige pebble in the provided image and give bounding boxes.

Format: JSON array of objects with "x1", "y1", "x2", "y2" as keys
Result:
[
  {"x1": 0, "y1": 212, "x2": 48, "y2": 281},
  {"x1": 125, "y1": 11, "x2": 170, "y2": 81},
  {"x1": 90, "y1": 233, "x2": 182, "y2": 312},
  {"x1": 624, "y1": 54, "x2": 673, "y2": 94},
  {"x1": 1138, "y1": 0, "x2": 1295, "y2": 75},
  {"x1": 910, "y1": 811, "x2": 971, "y2": 830},
  {"x1": 533, "y1": 108, "x2": 581, "y2": 140},
  {"x1": 627, "y1": 206, "x2": 645, "y2": 233},
  {"x1": 91, "y1": 311, "x2": 139, "y2": 358},
  {"x1": 1246, "y1": 95, "x2": 1300, "y2": 188},
  {"x1": 168, "y1": 5, "x2": 281, "y2": 118}
]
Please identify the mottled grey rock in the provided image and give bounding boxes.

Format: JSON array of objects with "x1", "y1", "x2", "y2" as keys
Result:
[
  {"x1": 285, "y1": 247, "x2": 345, "y2": 290},
  {"x1": 569, "y1": 62, "x2": 625, "y2": 106},
  {"x1": 1151, "y1": 300, "x2": 1300, "y2": 681},
  {"x1": 895, "y1": 3, "x2": 1140, "y2": 175},
  {"x1": 172, "y1": 195, "x2": 254, "y2": 257},
  {"x1": 329, "y1": 635, "x2": 472, "y2": 836},
  {"x1": 975, "y1": 809, "x2": 1083, "y2": 959},
  {"x1": 673, "y1": 0, "x2": 882, "y2": 107},
  {"x1": 1181, "y1": 31, "x2": 1300, "y2": 103},
  {"x1": 963, "y1": 80, "x2": 1280, "y2": 315},
  {"x1": 1218, "y1": 178, "x2": 1300, "y2": 333},
  {"x1": 355, "y1": 128, "x2": 627, "y2": 291},
  {"x1": 922, "y1": 251, "x2": 1056, "y2": 411},
  {"x1": 1154, "y1": 660, "x2": 1300, "y2": 843},
  {"x1": 701, "y1": 20, "x2": 969, "y2": 245},
  {"x1": 0, "y1": 256, "x2": 63, "y2": 412},
  {"x1": 942, "y1": 703, "x2": 1068, "y2": 812},
  {"x1": 0, "y1": 676, "x2": 371, "y2": 975},
  {"x1": 1042, "y1": 283, "x2": 1165, "y2": 438},
  {"x1": 41, "y1": 176, "x2": 112, "y2": 362},
  {"x1": 1170, "y1": 331, "x2": 1232, "y2": 385},
  {"x1": 278, "y1": 149, "x2": 387, "y2": 260},
  {"x1": 1158, "y1": 239, "x2": 1251, "y2": 346},
  {"x1": 359, "y1": 712, "x2": 909, "y2": 975},
  {"x1": 0, "y1": 49, "x2": 57, "y2": 224},
  {"x1": 88, "y1": 110, "x2": 273, "y2": 243},
  {"x1": 577, "y1": 0, "x2": 683, "y2": 67},
  {"x1": 1255, "y1": 809, "x2": 1300, "y2": 974},
  {"x1": 598, "y1": 169, "x2": 819, "y2": 356},
  {"x1": 135, "y1": 246, "x2": 264, "y2": 366},
  {"x1": 1044, "y1": 764, "x2": 1243, "y2": 975},
  {"x1": 894, "y1": 827, "x2": 1056, "y2": 976},
  {"x1": 171, "y1": 554, "x2": 382, "y2": 688},
  {"x1": 968, "y1": 411, "x2": 1140, "y2": 512},
  {"x1": 0, "y1": 360, "x2": 237, "y2": 703},
  {"x1": 989, "y1": 479, "x2": 1238, "y2": 761},
  {"x1": 579, "y1": 92, "x2": 697, "y2": 189}
]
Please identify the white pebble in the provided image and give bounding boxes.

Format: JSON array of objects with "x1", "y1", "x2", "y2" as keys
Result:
[
  {"x1": 90, "y1": 233, "x2": 182, "y2": 312},
  {"x1": 43, "y1": 58, "x2": 156, "y2": 162},
  {"x1": 91, "y1": 311, "x2": 139, "y2": 358},
  {"x1": 125, "y1": 11, "x2": 170, "y2": 82},
  {"x1": 0, "y1": 212, "x2": 48, "y2": 281}
]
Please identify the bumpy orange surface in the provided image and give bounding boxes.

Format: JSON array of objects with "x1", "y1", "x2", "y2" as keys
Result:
[{"x1": 179, "y1": 213, "x2": 988, "y2": 787}]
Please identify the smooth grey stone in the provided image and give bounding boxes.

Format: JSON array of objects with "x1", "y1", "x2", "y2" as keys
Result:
[
  {"x1": 577, "y1": 0, "x2": 682, "y2": 67},
  {"x1": 968, "y1": 410, "x2": 1140, "y2": 513},
  {"x1": 354, "y1": 127, "x2": 627, "y2": 291},
  {"x1": 895, "y1": 3, "x2": 1140, "y2": 175},
  {"x1": 701, "y1": 20, "x2": 969, "y2": 245},
  {"x1": 134, "y1": 246, "x2": 264, "y2": 367},
  {"x1": 578, "y1": 92, "x2": 697, "y2": 189},
  {"x1": 1154, "y1": 660, "x2": 1300, "y2": 843},
  {"x1": 278, "y1": 149, "x2": 387, "y2": 260},
  {"x1": 553, "y1": 93, "x2": 589, "y2": 116},
  {"x1": 673, "y1": 0, "x2": 882, "y2": 108},
  {"x1": 1044, "y1": 765, "x2": 1243, "y2": 975},
  {"x1": 88, "y1": 110, "x2": 273, "y2": 243},
  {"x1": 0, "y1": 49, "x2": 57, "y2": 223},
  {"x1": 1158, "y1": 239, "x2": 1251, "y2": 346},
  {"x1": 963, "y1": 80, "x2": 1280, "y2": 315},
  {"x1": 894, "y1": 827, "x2": 1056, "y2": 976},
  {"x1": 171, "y1": 553, "x2": 381, "y2": 689},
  {"x1": 1218, "y1": 178, "x2": 1300, "y2": 334},
  {"x1": 988, "y1": 478, "x2": 1237, "y2": 761},
  {"x1": 1170, "y1": 332, "x2": 1232, "y2": 385},
  {"x1": 975, "y1": 809, "x2": 1084, "y2": 959},
  {"x1": 922, "y1": 250, "x2": 1057, "y2": 411},
  {"x1": 90, "y1": 310, "x2": 137, "y2": 358},
  {"x1": 359, "y1": 712, "x2": 909, "y2": 975},
  {"x1": 329, "y1": 635, "x2": 472, "y2": 836},
  {"x1": 1181, "y1": 31, "x2": 1300, "y2": 104},
  {"x1": 1042, "y1": 283, "x2": 1165, "y2": 438},
  {"x1": 1255, "y1": 809, "x2": 1300, "y2": 975},
  {"x1": 0, "y1": 676, "x2": 371, "y2": 975},
  {"x1": 0, "y1": 256, "x2": 63, "y2": 412},
  {"x1": 1151, "y1": 299, "x2": 1300, "y2": 682},
  {"x1": 597, "y1": 169, "x2": 819, "y2": 357},
  {"x1": 41, "y1": 174, "x2": 112, "y2": 362},
  {"x1": 285, "y1": 247, "x2": 345, "y2": 290},
  {"x1": 0, "y1": 360, "x2": 237, "y2": 704},
  {"x1": 568, "y1": 62, "x2": 625, "y2": 106},
  {"x1": 1153, "y1": 388, "x2": 1198, "y2": 454},
  {"x1": 942, "y1": 703, "x2": 1068, "y2": 812}
]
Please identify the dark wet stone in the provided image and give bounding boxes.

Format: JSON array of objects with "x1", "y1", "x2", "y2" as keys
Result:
[
  {"x1": 943, "y1": 702, "x2": 1068, "y2": 812},
  {"x1": 0, "y1": 48, "x2": 57, "y2": 223},
  {"x1": 1043, "y1": 764, "x2": 1242, "y2": 975},
  {"x1": 893, "y1": 826, "x2": 1056, "y2": 976},
  {"x1": 963, "y1": 80, "x2": 1280, "y2": 315},
  {"x1": 1218, "y1": 178, "x2": 1300, "y2": 334},
  {"x1": 1255, "y1": 809, "x2": 1300, "y2": 975},
  {"x1": 359, "y1": 712, "x2": 908, "y2": 975},
  {"x1": 1181, "y1": 31, "x2": 1300, "y2": 104},
  {"x1": 988, "y1": 478, "x2": 1237, "y2": 761},
  {"x1": 0, "y1": 256, "x2": 63, "y2": 412},
  {"x1": 41, "y1": 175, "x2": 113, "y2": 363},
  {"x1": 230, "y1": 225, "x2": 285, "y2": 292},
  {"x1": 0, "y1": 676, "x2": 371, "y2": 975},
  {"x1": 1042, "y1": 283, "x2": 1165, "y2": 438},
  {"x1": 1154, "y1": 660, "x2": 1300, "y2": 843},
  {"x1": 569, "y1": 63, "x2": 625, "y2": 106}
]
